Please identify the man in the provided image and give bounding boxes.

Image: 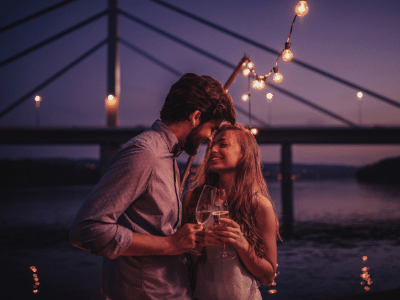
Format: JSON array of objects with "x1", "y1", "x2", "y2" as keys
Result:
[{"x1": 70, "y1": 73, "x2": 236, "y2": 300}]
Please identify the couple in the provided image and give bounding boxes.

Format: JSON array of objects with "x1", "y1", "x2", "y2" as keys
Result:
[{"x1": 70, "y1": 73, "x2": 279, "y2": 300}]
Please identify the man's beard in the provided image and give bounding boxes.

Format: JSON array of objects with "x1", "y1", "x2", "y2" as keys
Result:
[{"x1": 183, "y1": 127, "x2": 206, "y2": 156}]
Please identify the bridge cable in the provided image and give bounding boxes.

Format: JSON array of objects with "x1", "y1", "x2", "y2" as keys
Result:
[
  {"x1": 0, "y1": 0, "x2": 78, "y2": 34},
  {"x1": 119, "y1": 37, "x2": 269, "y2": 127},
  {"x1": 149, "y1": 0, "x2": 400, "y2": 109},
  {"x1": 0, "y1": 10, "x2": 107, "y2": 68},
  {"x1": 119, "y1": 38, "x2": 182, "y2": 77},
  {"x1": 118, "y1": 11, "x2": 357, "y2": 127},
  {"x1": 119, "y1": 10, "x2": 236, "y2": 70},
  {"x1": 0, "y1": 39, "x2": 107, "y2": 119},
  {"x1": 267, "y1": 83, "x2": 357, "y2": 127}
]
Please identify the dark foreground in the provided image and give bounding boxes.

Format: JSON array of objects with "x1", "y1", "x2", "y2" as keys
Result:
[{"x1": 1, "y1": 221, "x2": 400, "y2": 300}]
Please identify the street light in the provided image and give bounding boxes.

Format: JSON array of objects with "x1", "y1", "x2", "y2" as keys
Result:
[
  {"x1": 357, "y1": 92, "x2": 363, "y2": 125},
  {"x1": 34, "y1": 95, "x2": 42, "y2": 126}
]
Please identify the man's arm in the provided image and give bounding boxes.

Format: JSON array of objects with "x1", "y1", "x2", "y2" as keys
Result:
[
  {"x1": 119, "y1": 223, "x2": 203, "y2": 256},
  {"x1": 70, "y1": 141, "x2": 155, "y2": 259}
]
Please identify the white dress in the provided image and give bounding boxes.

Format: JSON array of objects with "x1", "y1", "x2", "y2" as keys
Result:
[{"x1": 193, "y1": 218, "x2": 262, "y2": 300}]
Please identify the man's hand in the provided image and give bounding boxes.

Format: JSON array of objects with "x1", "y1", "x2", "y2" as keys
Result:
[{"x1": 167, "y1": 223, "x2": 204, "y2": 255}]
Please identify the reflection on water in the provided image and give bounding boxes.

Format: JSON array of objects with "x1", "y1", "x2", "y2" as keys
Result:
[{"x1": 268, "y1": 179, "x2": 400, "y2": 224}]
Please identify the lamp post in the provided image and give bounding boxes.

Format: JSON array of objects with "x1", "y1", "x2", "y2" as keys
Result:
[
  {"x1": 357, "y1": 92, "x2": 363, "y2": 125},
  {"x1": 34, "y1": 95, "x2": 42, "y2": 126}
]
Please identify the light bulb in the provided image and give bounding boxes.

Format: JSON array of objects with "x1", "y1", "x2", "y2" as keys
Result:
[
  {"x1": 106, "y1": 94, "x2": 117, "y2": 107},
  {"x1": 282, "y1": 49, "x2": 293, "y2": 62},
  {"x1": 252, "y1": 79, "x2": 265, "y2": 90},
  {"x1": 357, "y1": 92, "x2": 363, "y2": 99},
  {"x1": 247, "y1": 62, "x2": 254, "y2": 69},
  {"x1": 295, "y1": 1, "x2": 309, "y2": 17},
  {"x1": 34, "y1": 95, "x2": 42, "y2": 102},
  {"x1": 273, "y1": 72, "x2": 283, "y2": 83},
  {"x1": 250, "y1": 128, "x2": 258, "y2": 135},
  {"x1": 242, "y1": 68, "x2": 251, "y2": 77},
  {"x1": 242, "y1": 94, "x2": 249, "y2": 101},
  {"x1": 266, "y1": 93, "x2": 273, "y2": 101}
]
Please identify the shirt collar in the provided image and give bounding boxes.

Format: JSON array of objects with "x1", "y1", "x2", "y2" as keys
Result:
[{"x1": 152, "y1": 120, "x2": 182, "y2": 157}]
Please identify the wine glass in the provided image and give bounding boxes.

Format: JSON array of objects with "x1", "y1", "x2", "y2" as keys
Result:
[
  {"x1": 189, "y1": 185, "x2": 216, "y2": 255},
  {"x1": 212, "y1": 188, "x2": 236, "y2": 260}
]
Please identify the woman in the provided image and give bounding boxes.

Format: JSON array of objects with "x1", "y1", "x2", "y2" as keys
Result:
[{"x1": 182, "y1": 123, "x2": 280, "y2": 300}]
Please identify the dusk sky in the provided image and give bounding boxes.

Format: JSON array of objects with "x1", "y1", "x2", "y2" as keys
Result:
[{"x1": 0, "y1": 0, "x2": 399, "y2": 166}]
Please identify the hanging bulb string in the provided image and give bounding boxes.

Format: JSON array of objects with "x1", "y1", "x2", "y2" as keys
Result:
[
  {"x1": 241, "y1": 1, "x2": 308, "y2": 85},
  {"x1": 287, "y1": 14, "x2": 298, "y2": 43}
]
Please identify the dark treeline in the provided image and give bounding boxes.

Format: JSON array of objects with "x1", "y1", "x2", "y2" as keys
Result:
[{"x1": 356, "y1": 156, "x2": 400, "y2": 184}]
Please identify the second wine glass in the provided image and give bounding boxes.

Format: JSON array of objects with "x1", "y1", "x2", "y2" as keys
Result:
[{"x1": 212, "y1": 188, "x2": 236, "y2": 260}]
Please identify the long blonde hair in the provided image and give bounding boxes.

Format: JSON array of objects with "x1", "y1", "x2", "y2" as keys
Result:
[{"x1": 186, "y1": 123, "x2": 280, "y2": 258}]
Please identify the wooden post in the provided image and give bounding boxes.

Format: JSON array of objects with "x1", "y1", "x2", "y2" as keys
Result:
[
  {"x1": 281, "y1": 142, "x2": 293, "y2": 236},
  {"x1": 101, "y1": 0, "x2": 120, "y2": 174}
]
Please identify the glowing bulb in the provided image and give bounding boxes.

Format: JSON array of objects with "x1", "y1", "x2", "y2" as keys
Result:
[
  {"x1": 247, "y1": 62, "x2": 254, "y2": 69},
  {"x1": 252, "y1": 79, "x2": 265, "y2": 90},
  {"x1": 250, "y1": 128, "x2": 258, "y2": 135},
  {"x1": 266, "y1": 93, "x2": 273, "y2": 101},
  {"x1": 106, "y1": 94, "x2": 117, "y2": 107},
  {"x1": 357, "y1": 92, "x2": 363, "y2": 99},
  {"x1": 242, "y1": 94, "x2": 249, "y2": 101},
  {"x1": 34, "y1": 96, "x2": 41, "y2": 102},
  {"x1": 273, "y1": 72, "x2": 283, "y2": 83},
  {"x1": 295, "y1": 1, "x2": 309, "y2": 17},
  {"x1": 282, "y1": 49, "x2": 293, "y2": 62},
  {"x1": 242, "y1": 68, "x2": 251, "y2": 77}
]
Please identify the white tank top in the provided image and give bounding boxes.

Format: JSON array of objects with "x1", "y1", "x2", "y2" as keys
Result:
[{"x1": 193, "y1": 217, "x2": 262, "y2": 300}]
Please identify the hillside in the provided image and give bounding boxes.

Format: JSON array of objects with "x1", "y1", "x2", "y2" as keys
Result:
[{"x1": 356, "y1": 156, "x2": 400, "y2": 184}]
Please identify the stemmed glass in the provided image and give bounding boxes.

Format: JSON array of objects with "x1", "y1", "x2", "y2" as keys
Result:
[
  {"x1": 212, "y1": 188, "x2": 236, "y2": 260},
  {"x1": 189, "y1": 185, "x2": 216, "y2": 255}
]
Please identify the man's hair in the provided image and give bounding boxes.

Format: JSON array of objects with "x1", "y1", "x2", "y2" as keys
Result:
[{"x1": 160, "y1": 73, "x2": 236, "y2": 124}]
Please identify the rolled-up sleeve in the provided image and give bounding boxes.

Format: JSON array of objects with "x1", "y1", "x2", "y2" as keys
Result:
[{"x1": 69, "y1": 141, "x2": 154, "y2": 259}]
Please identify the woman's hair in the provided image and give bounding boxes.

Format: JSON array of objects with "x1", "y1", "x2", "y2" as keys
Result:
[
  {"x1": 186, "y1": 123, "x2": 280, "y2": 258},
  {"x1": 160, "y1": 73, "x2": 236, "y2": 125}
]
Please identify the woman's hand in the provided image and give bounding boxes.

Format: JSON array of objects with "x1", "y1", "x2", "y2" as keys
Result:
[{"x1": 202, "y1": 218, "x2": 250, "y2": 253}]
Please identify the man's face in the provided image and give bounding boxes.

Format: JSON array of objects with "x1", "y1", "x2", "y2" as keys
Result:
[{"x1": 183, "y1": 119, "x2": 222, "y2": 156}]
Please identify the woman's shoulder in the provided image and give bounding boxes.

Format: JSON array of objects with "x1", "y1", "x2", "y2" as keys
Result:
[{"x1": 254, "y1": 193, "x2": 275, "y2": 217}]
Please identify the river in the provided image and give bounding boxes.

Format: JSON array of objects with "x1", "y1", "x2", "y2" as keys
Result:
[{"x1": 1, "y1": 179, "x2": 399, "y2": 299}]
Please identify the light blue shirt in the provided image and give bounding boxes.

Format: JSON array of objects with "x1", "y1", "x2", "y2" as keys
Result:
[{"x1": 70, "y1": 120, "x2": 193, "y2": 300}]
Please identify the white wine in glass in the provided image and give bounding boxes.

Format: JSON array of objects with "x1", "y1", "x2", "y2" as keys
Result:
[
  {"x1": 189, "y1": 185, "x2": 216, "y2": 255},
  {"x1": 212, "y1": 188, "x2": 236, "y2": 260}
]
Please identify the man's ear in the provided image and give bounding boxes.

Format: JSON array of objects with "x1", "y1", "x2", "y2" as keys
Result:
[{"x1": 188, "y1": 110, "x2": 201, "y2": 127}]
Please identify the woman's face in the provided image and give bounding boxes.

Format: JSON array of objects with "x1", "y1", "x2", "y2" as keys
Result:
[{"x1": 209, "y1": 130, "x2": 243, "y2": 174}]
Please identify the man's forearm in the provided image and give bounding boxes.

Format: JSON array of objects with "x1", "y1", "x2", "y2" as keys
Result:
[
  {"x1": 119, "y1": 223, "x2": 204, "y2": 257},
  {"x1": 119, "y1": 232, "x2": 175, "y2": 256}
]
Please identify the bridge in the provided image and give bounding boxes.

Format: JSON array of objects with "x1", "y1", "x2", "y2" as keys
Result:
[{"x1": 1, "y1": 0, "x2": 399, "y2": 235}]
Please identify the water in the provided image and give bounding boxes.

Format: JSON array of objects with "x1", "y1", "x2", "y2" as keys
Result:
[
  {"x1": 1, "y1": 179, "x2": 399, "y2": 229},
  {"x1": 1, "y1": 180, "x2": 399, "y2": 299}
]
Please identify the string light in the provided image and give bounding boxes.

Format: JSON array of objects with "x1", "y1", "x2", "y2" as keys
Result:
[
  {"x1": 240, "y1": 1, "x2": 308, "y2": 101},
  {"x1": 282, "y1": 42, "x2": 293, "y2": 62},
  {"x1": 272, "y1": 67, "x2": 283, "y2": 83},
  {"x1": 250, "y1": 127, "x2": 258, "y2": 135},
  {"x1": 242, "y1": 68, "x2": 251, "y2": 77},
  {"x1": 252, "y1": 77, "x2": 265, "y2": 89},
  {"x1": 295, "y1": 1, "x2": 309, "y2": 17},
  {"x1": 266, "y1": 93, "x2": 273, "y2": 101},
  {"x1": 242, "y1": 94, "x2": 250, "y2": 101},
  {"x1": 357, "y1": 92, "x2": 363, "y2": 100}
]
